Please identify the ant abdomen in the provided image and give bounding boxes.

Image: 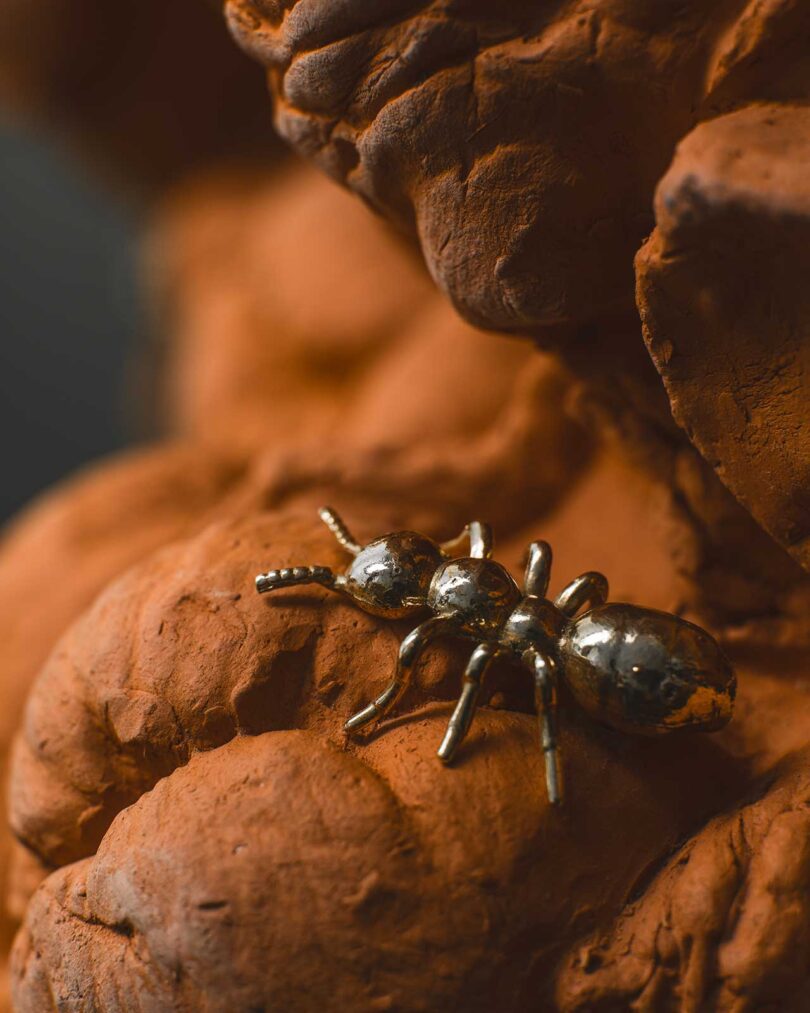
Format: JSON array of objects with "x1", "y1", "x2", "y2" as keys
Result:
[
  {"x1": 559, "y1": 603, "x2": 736, "y2": 735},
  {"x1": 343, "y1": 532, "x2": 444, "y2": 619}
]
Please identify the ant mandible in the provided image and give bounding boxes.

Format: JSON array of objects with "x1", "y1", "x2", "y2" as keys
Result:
[{"x1": 255, "y1": 508, "x2": 735, "y2": 805}]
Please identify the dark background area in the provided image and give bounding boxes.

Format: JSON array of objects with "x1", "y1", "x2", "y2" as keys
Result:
[{"x1": 0, "y1": 119, "x2": 140, "y2": 523}]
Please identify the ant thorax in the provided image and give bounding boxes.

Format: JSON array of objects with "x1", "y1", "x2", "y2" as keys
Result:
[
  {"x1": 500, "y1": 597, "x2": 568, "y2": 658},
  {"x1": 427, "y1": 558, "x2": 521, "y2": 636}
]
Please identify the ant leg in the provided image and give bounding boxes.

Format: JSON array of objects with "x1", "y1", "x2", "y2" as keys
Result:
[
  {"x1": 468, "y1": 521, "x2": 493, "y2": 559},
  {"x1": 344, "y1": 616, "x2": 452, "y2": 732},
  {"x1": 440, "y1": 521, "x2": 493, "y2": 559},
  {"x1": 555, "y1": 571, "x2": 608, "y2": 617},
  {"x1": 528, "y1": 649, "x2": 562, "y2": 806},
  {"x1": 255, "y1": 565, "x2": 340, "y2": 595},
  {"x1": 318, "y1": 506, "x2": 362, "y2": 555},
  {"x1": 437, "y1": 641, "x2": 499, "y2": 764},
  {"x1": 523, "y1": 541, "x2": 552, "y2": 598}
]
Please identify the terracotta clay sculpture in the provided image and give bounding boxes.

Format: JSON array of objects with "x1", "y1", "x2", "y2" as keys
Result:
[
  {"x1": 2, "y1": 0, "x2": 810, "y2": 1010},
  {"x1": 0, "y1": 138, "x2": 587, "y2": 1009},
  {"x1": 8, "y1": 507, "x2": 746, "y2": 1011}
]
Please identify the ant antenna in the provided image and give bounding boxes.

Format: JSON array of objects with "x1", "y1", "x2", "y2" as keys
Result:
[{"x1": 318, "y1": 506, "x2": 362, "y2": 555}]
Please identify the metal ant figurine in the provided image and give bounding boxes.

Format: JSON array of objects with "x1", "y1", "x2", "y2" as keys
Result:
[{"x1": 255, "y1": 508, "x2": 735, "y2": 805}]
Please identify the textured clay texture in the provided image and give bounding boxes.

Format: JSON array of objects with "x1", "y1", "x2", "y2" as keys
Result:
[
  {"x1": 637, "y1": 103, "x2": 810, "y2": 574},
  {"x1": 557, "y1": 746, "x2": 810, "y2": 1011},
  {"x1": 0, "y1": 445, "x2": 242, "y2": 757},
  {"x1": 3, "y1": 2, "x2": 810, "y2": 1007},
  {"x1": 225, "y1": 0, "x2": 810, "y2": 332},
  {"x1": 223, "y1": 2, "x2": 810, "y2": 630},
  {"x1": 11, "y1": 508, "x2": 748, "y2": 1012},
  {"x1": 0, "y1": 446, "x2": 244, "y2": 970}
]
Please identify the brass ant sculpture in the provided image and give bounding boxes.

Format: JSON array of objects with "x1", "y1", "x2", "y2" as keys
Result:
[{"x1": 256, "y1": 508, "x2": 735, "y2": 804}]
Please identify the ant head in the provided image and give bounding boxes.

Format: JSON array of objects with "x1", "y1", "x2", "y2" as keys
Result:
[{"x1": 345, "y1": 531, "x2": 444, "y2": 617}]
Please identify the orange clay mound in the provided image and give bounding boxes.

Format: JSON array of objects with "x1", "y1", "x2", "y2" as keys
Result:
[{"x1": 11, "y1": 508, "x2": 745, "y2": 1011}]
